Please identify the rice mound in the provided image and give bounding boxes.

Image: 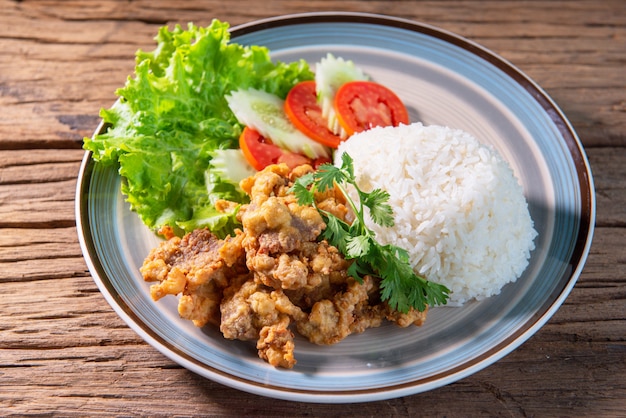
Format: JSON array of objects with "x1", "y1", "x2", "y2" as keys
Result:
[{"x1": 335, "y1": 123, "x2": 537, "y2": 305}]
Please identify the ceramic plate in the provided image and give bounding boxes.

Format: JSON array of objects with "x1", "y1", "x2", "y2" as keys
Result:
[{"x1": 76, "y1": 12, "x2": 595, "y2": 403}]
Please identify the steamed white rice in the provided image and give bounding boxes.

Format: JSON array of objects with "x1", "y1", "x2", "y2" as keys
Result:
[{"x1": 335, "y1": 123, "x2": 537, "y2": 305}]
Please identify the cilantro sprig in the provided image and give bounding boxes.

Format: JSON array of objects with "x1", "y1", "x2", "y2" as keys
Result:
[{"x1": 292, "y1": 153, "x2": 450, "y2": 313}]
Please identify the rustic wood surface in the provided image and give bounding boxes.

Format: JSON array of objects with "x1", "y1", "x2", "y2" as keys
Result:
[{"x1": 1, "y1": 0, "x2": 624, "y2": 416}]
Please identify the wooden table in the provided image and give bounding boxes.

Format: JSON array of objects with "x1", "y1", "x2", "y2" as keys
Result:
[{"x1": 1, "y1": 1, "x2": 624, "y2": 415}]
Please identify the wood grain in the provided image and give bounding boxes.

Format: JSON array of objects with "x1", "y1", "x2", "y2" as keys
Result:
[{"x1": 1, "y1": 0, "x2": 624, "y2": 416}]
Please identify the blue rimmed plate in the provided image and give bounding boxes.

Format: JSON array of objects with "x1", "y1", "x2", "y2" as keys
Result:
[{"x1": 76, "y1": 12, "x2": 595, "y2": 403}]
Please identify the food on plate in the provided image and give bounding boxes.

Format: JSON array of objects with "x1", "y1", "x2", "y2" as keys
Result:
[
  {"x1": 141, "y1": 163, "x2": 431, "y2": 368},
  {"x1": 238, "y1": 126, "x2": 315, "y2": 171},
  {"x1": 315, "y1": 53, "x2": 369, "y2": 138},
  {"x1": 284, "y1": 80, "x2": 343, "y2": 148},
  {"x1": 83, "y1": 21, "x2": 316, "y2": 238},
  {"x1": 292, "y1": 152, "x2": 449, "y2": 313},
  {"x1": 333, "y1": 80, "x2": 409, "y2": 136},
  {"x1": 225, "y1": 87, "x2": 331, "y2": 159},
  {"x1": 83, "y1": 20, "x2": 405, "y2": 240},
  {"x1": 85, "y1": 19, "x2": 537, "y2": 368},
  {"x1": 336, "y1": 123, "x2": 538, "y2": 304}
]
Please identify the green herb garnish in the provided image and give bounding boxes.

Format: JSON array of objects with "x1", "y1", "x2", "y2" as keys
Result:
[
  {"x1": 293, "y1": 153, "x2": 450, "y2": 313},
  {"x1": 84, "y1": 20, "x2": 314, "y2": 238}
]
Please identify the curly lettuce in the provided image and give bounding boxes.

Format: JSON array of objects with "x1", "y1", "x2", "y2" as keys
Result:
[{"x1": 84, "y1": 20, "x2": 314, "y2": 237}]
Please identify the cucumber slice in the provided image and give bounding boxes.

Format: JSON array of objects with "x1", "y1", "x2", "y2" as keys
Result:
[
  {"x1": 209, "y1": 148, "x2": 256, "y2": 186},
  {"x1": 225, "y1": 88, "x2": 330, "y2": 159},
  {"x1": 315, "y1": 53, "x2": 369, "y2": 138}
]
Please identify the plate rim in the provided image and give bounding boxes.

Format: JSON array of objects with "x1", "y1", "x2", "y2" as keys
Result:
[{"x1": 75, "y1": 11, "x2": 596, "y2": 403}]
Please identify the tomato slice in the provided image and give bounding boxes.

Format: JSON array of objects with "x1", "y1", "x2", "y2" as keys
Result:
[
  {"x1": 285, "y1": 81, "x2": 343, "y2": 148},
  {"x1": 276, "y1": 152, "x2": 311, "y2": 169},
  {"x1": 333, "y1": 81, "x2": 409, "y2": 136},
  {"x1": 239, "y1": 126, "x2": 311, "y2": 171}
]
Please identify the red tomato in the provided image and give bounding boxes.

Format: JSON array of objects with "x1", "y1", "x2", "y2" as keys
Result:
[
  {"x1": 276, "y1": 152, "x2": 311, "y2": 169},
  {"x1": 284, "y1": 81, "x2": 343, "y2": 148},
  {"x1": 333, "y1": 81, "x2": 409, "y2": 136},
  {"x1": 239, "y1": 126, "x2": 311, "y2": 171}
]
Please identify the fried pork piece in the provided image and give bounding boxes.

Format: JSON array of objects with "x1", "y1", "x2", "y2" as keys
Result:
[
  {"x1": 296, "y1": 275, "x2": 380, "y2": 345},
  {"x1": 140, "y1": 164, "x2": 429, "y2": 369},
  {"x1": 238, "y1": 164, "x2": 350, "y2": 292},
  {"x1": 385, "y1": 306, "x2": 428, "y2": 328},
  {"x1": 220, "y1": 277, "x2": 306, "y2": 368},
  {"x1": 141, "y1": 226, "x2": 247, "y2": 327}
]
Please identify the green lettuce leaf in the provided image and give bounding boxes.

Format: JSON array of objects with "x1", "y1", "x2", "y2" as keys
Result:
[{"x1": 84, "y1": 20, "x2": 314, "y2": 238}]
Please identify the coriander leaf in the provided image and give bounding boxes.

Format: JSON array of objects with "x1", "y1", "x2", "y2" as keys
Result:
[
  {"x1": 339, "y1": 152, "x2": 354, "y2": 177},
  {"x1": 291, "y1": 172, "x2": 316, "y2": 206},
  {"x1": 319, "y1": 215, "x2": 351, "y2": 254},
  {"x1": 346, "y1": 261, "x2": 370, "y2": 283},
  {"x1": 377, "y1": 246, "x2": 426, "y2": 312},
  {"x1": 377, "y1": 243, "x2": 450, "y2": 312},
  {"x1": 345, "y1": 235, "x2": 371, "y2": 259},
  {"x1": 386, "y1": 243, "x2": 411, "y2": 264},
  {"x1": 361, "y1": 188, "x2": 395, "y2": 227},
  {"x1": 426, "y1": 280, "x2": 452, "y2": 307},
  {"x1": 314, "y1": 163, "x2": 346, "y2": 192}
]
